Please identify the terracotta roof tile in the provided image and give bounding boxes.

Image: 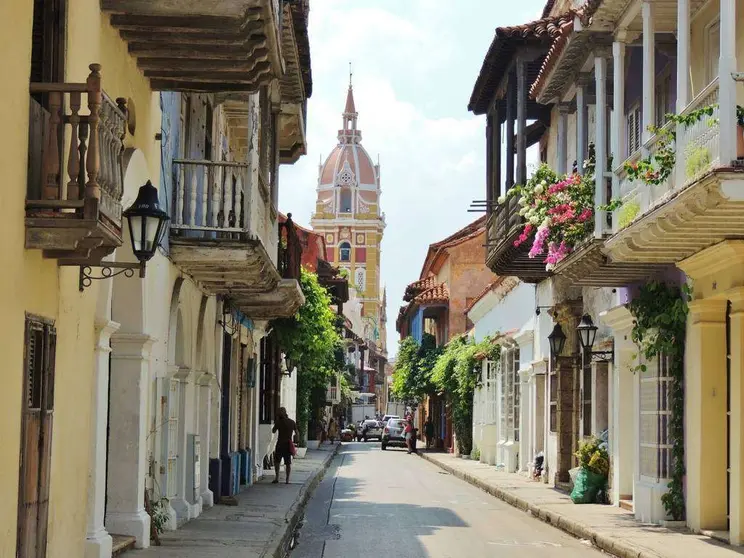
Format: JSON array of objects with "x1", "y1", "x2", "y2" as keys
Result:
[
  {"x1": 414, "y1": 283, "x2": 450, "y2": 305},
  {"x1": 469, "y1": 12, "x2": 576, "y2": 113},
  {"x1": 403, "y1": 275, "x2": 437, "y2": 302},
  {"x1": 531, "y1": 1, "x2": 604, "y2": 100}
]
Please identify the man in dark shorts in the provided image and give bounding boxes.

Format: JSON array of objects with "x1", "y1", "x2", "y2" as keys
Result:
[{"x1": 272, "y1": 407, "x2": 298, "y2": 484}]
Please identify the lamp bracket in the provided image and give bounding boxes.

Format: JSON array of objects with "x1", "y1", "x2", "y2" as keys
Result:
[
  {"x1": 586, "y1": 350, "x2": 614, "y2": 363},
  {"x1": 77, "y1": 261, "x2": 146, "y2": 292}
]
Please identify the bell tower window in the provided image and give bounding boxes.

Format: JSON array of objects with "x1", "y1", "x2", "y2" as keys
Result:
[
  {"x1": 339, "y1": 242, "x2": 351, "y2": 262},
  {"x1": 340, "y1": 189, "x2": 352, "y2": 213}
]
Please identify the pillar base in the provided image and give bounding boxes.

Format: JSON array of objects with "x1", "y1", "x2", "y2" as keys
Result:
[
  {"x1": 84, "y1": 528, "x2": 112, "y2": 558},
  {"x1": 105, "y1": 510, "x2": 150, "y2": 549},
  {"x1": 201, "y1": 489, "x2": 214, "y2": 509},
  {"x1": 170, "y1": 497, "x2": 198, "y2": 525}
]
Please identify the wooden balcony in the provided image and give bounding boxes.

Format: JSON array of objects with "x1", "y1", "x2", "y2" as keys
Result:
[
  {"x1": 278, "y1": 2, "x2": 309, "y2": 164},
  {"x1": 101, "y1": 0, "x2": 282, "y2": 92},
  {"x1": 485, "y1": 196, "x2": 552, "y2": 283},
  {"x1": 606, "y1": 80, "x2": 744, "y2": 264},
  {"x1": 26, "y1": 64, "x2": 126, "y2": 264},
  {"x1": 168, "y1": 159, "x2": 303, "y2": 319}
]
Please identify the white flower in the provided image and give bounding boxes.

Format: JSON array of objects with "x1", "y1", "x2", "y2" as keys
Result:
[
  {"x1": 540, "y1": 180, "x2": 548, "y2": 188},
  {"x1": 497, "y1": 195, "x2": 506, "y2": 204},
  {"x1": 529, "y1": 216, "x2": 540, "y2": 225},
  {"x1": 542, "y1": 217, "x2": 551, "y2": 227},
  {"x1": 519, "y1": 207, "x2": 528, "y2": 216},
  {"x1": 518, "y1": 196, "x2": 527, "y2": 206},
  {"x1": 534, "y1": 184, "x2": 544, "y2": 195}
]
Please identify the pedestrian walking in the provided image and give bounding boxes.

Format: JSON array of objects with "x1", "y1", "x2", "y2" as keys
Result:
[
  {"x1": 272, "y1": 407, "x2": 298, "y2": 484},
  {"x1": 327, "y1": 418, "x2": 338, "y2": 443},
  {"x1": 404, "y1": 419, "x2": 414, "y2": 454},
  {"x1": 424, "y1": 417, "x2": 434, "y2": 450}
]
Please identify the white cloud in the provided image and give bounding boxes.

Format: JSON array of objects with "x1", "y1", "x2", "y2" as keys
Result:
[{"x1": 279, "y1": 0, "x2": 547, "y2": 356}]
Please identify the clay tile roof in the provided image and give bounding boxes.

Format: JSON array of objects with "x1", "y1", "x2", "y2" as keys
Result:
[
  {"x1": 403, "y1": 275, "x2": 437, "y2": 302},
  {"x1": 414, "y1": 283, "x2": 450, "y2": 305},
  {"x1": 531, "y1": 2, "x2": 604, "y2": 100},
  {"x1": 469, "y1": 12, "x2": 575, "y2": 114}
]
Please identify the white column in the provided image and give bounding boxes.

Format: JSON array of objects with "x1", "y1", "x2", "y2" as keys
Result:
[
  {"x1": 557, "y1": 106, "x2": 569, "y2": 175},
  {"x1": 171, "y1": 366, "x2": 196, "y2": 522},
  {"x1": 198, "y1": 372, "x2": 215, "y2": 507},
  {"x1": 641, "y1": 0, "x2": 656, "y2": 146},
  {"x1": 719, "y1": 0, "x2": 737, "y2": 164},
  {"x1": 106, "y1": 334, "x2": 155, "y2": 549},
  {"x1": 594, "y1": 55, "x2": 608, "y2": 238},
  {"x1": 676, "y1": 0, "x2": 690, "y2": 111},
  {"x1": 85, "y1": 320, "x2": 120, "y2": 558},
  {"x1": 577, "y1": 82, "x2": 588, "y2": 173},
  {"x1": 612, "y1": 40, "x2": 626, "y2": 169}
]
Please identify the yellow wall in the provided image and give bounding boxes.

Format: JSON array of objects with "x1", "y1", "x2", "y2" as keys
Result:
[{"x1": 0, "y1": 0, "x2": 162, "y2": 555}]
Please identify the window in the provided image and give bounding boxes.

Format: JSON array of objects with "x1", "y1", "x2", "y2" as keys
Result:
[
  {"x1": 340, "y1": 188, "x2": 352, "y2": 213},
  {"x1": 339, "y1": 242, "x2": 351, "y2": 262},
  {"x1": 485, "y1": 360, "x2": 497, "y2": 424},
  {"x1": 582, "y1": 363, "x2": 593, "y2": 437},
  {"x1": 204, "y1": 99, "x2": 213, "y2": 160},
  {"x1": 499, "y1": 350, "x2": 508, "y2": 440},
  {"x1": 355, "y1": 267, "x2": 366, "y2": 292},
  {"x1": 180, "y1": 94, "x2": 191, "y2": 158},
  {"x1": 259, "y1": 336, "x2": 278, "y2": 424},
  {"x1": 18, "y1": 314, "x2": 57, "y2": 558},
  {"x1": 627, "y1": 103, "x2": 642, "y2": 155},
  {"x1": 639, "y1": 354, "x2": 672, "y2": 480},
  {"x1": 655, "y1": 71, "x2": 672, "y2": 128},
  {"x1": 549, "y1": 364, "x2": 558, "y2": 433}
]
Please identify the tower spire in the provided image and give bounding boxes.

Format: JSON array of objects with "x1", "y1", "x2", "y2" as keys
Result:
[{"x1": 340, "y1": 63, "x2": 359, "y2": 143}]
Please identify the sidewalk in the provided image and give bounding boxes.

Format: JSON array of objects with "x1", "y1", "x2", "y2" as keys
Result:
[
  {"x1": 419, "y1": 451, "x2": 744, "y2": 558},
  {"x1": 130, "y1": 444, "x2": 339, "y2": 558}
]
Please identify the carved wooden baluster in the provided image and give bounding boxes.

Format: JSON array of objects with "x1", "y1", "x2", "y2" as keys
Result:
[
  {"x1": 78, "y1": 122, "x2": 89, "y2": 195},
  {"x1": 188, "y1": 167, "x2": 197, "y2": 226},
  {"x1": 66, "y1": 92, "x2": 81, "y2": 200},
  {"x1": 210, "y1": 166, "x2": 220, "y2": 227},
  {"x1": 228, "y1": 170, "x2": 237, "y2": 229},
  {"x1": 201, "y1": 165, "x2": 208, "y2": 227},
  {"x1": 85, "y1": 64, "x2": 102, "y2": 200},
  {"x1": 43, "y1": 91, "x2": 62, "y2": 200},
  {"x1": 115, "y1": 98, "x2": 128, "y2": 205},
  {"x1": 224, "y1": 170, "x2": 233, "y2": 229},
  {"x1": 176, "y1": 165, "x2": 185, "y2": 226},
  {"x1": 97, "y1": 101, "x2": 110, "y2": 206}
]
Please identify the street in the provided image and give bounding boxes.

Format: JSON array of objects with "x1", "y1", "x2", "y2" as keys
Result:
[{"x1": 290, "y1": 443, "x2": 603, "y2": 558}]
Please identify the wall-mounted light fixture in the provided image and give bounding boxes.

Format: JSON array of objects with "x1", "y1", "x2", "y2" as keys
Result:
[
  {"x1": 577, "y1": 314, "x2": 613, "y2": 362},
  {"x1": 548, "y1": 323, "x2": 567, "y2": 362},
  {"x1": 78, "y1": 181, "x2": 169, "y2": 291}
]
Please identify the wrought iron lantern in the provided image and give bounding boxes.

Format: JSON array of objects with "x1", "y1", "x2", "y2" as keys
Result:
[
  {"x1": 78, "y1": 181, "x2": 169, "y2": 291},
  {"x1": 576, "y1": 314, "x2": 598, "y2": 352},
  {"x1": 548, "y1": 323, "x2": 567, "y2": 360}
]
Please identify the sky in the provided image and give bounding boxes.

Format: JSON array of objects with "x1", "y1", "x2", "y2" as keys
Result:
[{"x1": 279, "y1": 0, "x2": 547, "y2": 357}]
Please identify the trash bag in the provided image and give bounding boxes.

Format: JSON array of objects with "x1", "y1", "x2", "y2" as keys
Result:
[{"x1": 570, "y1": 466, "x2": 607, "y2": 504}]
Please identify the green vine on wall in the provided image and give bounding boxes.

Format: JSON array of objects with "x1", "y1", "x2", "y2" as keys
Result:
[{"x1": 627, "y1": 281, "x2": 691, "y2": 521}]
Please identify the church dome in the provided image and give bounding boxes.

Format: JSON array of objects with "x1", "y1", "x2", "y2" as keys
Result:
[{"x1": 318, "y1": 83, "x2": 379, "y2": 190}]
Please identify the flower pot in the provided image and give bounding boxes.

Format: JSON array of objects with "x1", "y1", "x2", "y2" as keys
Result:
[
  {"x1": 305, "y1": 440, "x2": 320, "y2": 450},
  {"x1": 737, "y1": 124, "x2": 744, "y2": 159},
  {"x1": 294, "y1": 447, "x2": 308, "y2": 459}
]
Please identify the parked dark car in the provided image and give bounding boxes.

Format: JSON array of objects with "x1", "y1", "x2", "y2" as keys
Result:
[{"x1": 381, "y1": 418, "x2": 407, "y2": 450}]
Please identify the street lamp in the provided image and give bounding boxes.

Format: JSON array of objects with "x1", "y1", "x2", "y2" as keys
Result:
[
  {"x1": 576, "y1": 313, "x2": 613, "y2": 362},
  {"x1": 79, "y1": 180, "x2": 169, "y2": 291},
  {"x1": 548, "y1": 323, "x2": 567, "y2": 360}
]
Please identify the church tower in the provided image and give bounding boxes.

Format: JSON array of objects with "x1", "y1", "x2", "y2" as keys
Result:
[{"x1": 311, "y1": 77, "x2": 385, "y2": 340}]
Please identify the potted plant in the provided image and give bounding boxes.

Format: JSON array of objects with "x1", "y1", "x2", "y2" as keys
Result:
[{"x1": 737, "y1": 105, "x2": 744, "y2": 159}]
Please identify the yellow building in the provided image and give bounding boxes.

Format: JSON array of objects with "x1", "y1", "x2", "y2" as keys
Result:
[
  {"x1": 2, "y1": 1, "x2": 310, "y2": 556},
  {"x1": 311, "y1": 79, "x2": 386, "y2": 344}
]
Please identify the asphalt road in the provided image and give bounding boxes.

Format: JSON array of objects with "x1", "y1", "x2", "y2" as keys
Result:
[{"x1": 289, "y1": 442, "x2": 604, "y2": 558}]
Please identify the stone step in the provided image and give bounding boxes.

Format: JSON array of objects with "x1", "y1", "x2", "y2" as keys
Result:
[
  {"x1": 111, "y1": 534, "x2": 137, "y2": 557},
  {"x1": 619, "y1": 499, "x2": 634, "y2": 512}
]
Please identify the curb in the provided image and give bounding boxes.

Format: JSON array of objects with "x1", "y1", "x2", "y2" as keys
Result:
[
  {"x1": 418, "y1": 452, "x2": 661, "y2": 558},
  {"x1": 266, "y1": 443, "x2": 340, "y2": 558}
]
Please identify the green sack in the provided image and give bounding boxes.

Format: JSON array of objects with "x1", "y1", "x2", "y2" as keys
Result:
[{"x1": 570, "y1": 466, "x2": 607, "y2": 504}]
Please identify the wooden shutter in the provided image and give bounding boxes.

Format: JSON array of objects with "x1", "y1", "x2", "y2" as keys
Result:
[{"x1": 17, "y1": 315, "x2": 56, "y2": 558}]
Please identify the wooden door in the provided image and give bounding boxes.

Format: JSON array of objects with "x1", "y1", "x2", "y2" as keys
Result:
[{"x1": 17, "y1": 315, "x2": 56, "y2": 558}]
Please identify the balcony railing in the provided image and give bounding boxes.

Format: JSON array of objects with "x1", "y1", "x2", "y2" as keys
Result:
[
  {"x1": 171, "y1": 159, "x2": 251, "y2": 237},
  {"x1": 26, "y1": 64, "x2": 127, "y2": 260},
  {"x1": 613, "y1": 80, "x2": 720, "y2": 233},
  {"x1": 278, "y1": 213, "x2": 301, "y2": 280}
]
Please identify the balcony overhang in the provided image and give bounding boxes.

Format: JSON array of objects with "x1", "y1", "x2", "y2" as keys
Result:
[
  {"x1": 552, "y1": 238, "x2": 672, "y2": 287},
  {"x1": 101, "y1": 0, "x2": 281, "y2": 92},
  {"x1": 604, "y1": 169, "x2": 744, "y2": 264},
  {"x1": 278, "y1": 102, "x2": 306, "y2": 164},
  {"x1": 169, "y1": 236, "x2": 302, "y2": 319},
  {"x1": 486, "y1": 205, "x2": 552, "y2": 283}
]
